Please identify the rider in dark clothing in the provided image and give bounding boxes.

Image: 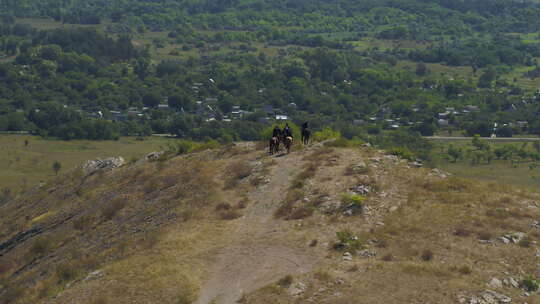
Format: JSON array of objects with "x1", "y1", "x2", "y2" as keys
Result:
[
  {"x1": 283, "y1": 123, "x2": 292, "y2": 138},
  {"x1": 272, "y1": 125, "x2": 282, "y2": 138}
]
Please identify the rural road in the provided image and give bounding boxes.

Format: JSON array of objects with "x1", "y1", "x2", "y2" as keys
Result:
[{"x1": 425, "y1": 136, "x2": 540, "y2": 141}]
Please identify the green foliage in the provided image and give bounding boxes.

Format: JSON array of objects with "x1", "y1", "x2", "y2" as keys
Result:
[
  {"x1": 323, "y1": 137, "x2": 363, "y2": 148},
  {"x1": 447, "y1": 145, "x2": 462, "y2": 162},
  {"x1": 333, "y1": 230, "x2": 362, "y2": 251},
  {"x1": 164, "y1": 139, "x2": 221, "y2": 156},
  {"x1": 260, "y1": 122, "x2": 301, "y2": 141},
  {"x1": 313, "y1": 128, "x2": 341, "y2": 142},
  {"x1": 370, "y1": 131, "x2": 432, "y2": 160},
  {"x1": 471, "y1": 135, "x2": 490, "y2": 151},
  {"x1": 389, "y1": 147, "x2": 415, "y2": 160},
  {"x1": 520, "y1": 277, "x2": 539, "y2": 292},
  {"x1": 341, "y1": 193, "x2": 365, "y2": 207},
  {"x1": 341, "y1": 193, "x2": 365, "y2": 215}
]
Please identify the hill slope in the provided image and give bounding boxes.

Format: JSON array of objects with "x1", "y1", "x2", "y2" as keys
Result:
[{"x1": 1, "y1": 142, "x2": 540, "y2": 304}]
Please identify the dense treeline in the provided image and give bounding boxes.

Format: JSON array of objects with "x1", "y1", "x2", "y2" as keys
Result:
[
  {"x1": 3, "y1": 0, "x2": 540, "y2": 34},
  {"x1": 1, "y1": 1, "x2": 540, "y2": 141},
  {"x1": 1, "y1": 25, "x2": 539, "y2": 141}
]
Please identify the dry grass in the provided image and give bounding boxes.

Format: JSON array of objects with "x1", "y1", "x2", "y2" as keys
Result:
[
  {"x1": 101, "y1": 197, "x2": 128, "y2": 220},
  {"x1": 274, "y1": 189, "x2": 305, "y2": 219},
  {"x1": 72, "y1": 214, "x2": 95, "y2": 231},
  {"x1": 224, "y1": 160, "x2": 252, "y2": 189},
  {"x1": 276, "y1": 275, "x2": 293, "y2": 287}
]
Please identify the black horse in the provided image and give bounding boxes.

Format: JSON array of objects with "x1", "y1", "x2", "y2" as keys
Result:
[{"x1": 301, "y1": 128, "x2": 311, "y2": 145}]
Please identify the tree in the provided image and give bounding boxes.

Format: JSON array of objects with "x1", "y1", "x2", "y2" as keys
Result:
[
  {"x1": 52, "y1": 161, "x2": 61, "y2": 175},
  {"x1": 478, "y1": 68, "x2": 496, "y2": 88},
  {"x1": 168, "y1": 94, "x2": 193, "y2": 111},
  {"x1": 415, "y1": 63, "x2": 428, "y2": 76},
  {"x1": 533, "y1": 141, "x2": 540, "y2": 153},
  {"x1": 472, "y1": 134, "x2": 490, "y2": 151},
  {"x1": 447, "y1": 144, "x2": 462, "y2": 162},
  {"x1": 143, "y1": 93, "x2": 161, "y2": 108}
]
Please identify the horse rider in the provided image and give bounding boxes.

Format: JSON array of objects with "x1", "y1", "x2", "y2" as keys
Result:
[
  {"x1": 272, "y1": 125, "x2": 282, "y2": 139},
  {"x1": 283, "y1": 123, "x2": 292, "y2": 139}
]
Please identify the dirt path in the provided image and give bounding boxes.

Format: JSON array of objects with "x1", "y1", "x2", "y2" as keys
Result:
[{"x1": 194, "y1": 150, "x2": 319, "y2": 304}]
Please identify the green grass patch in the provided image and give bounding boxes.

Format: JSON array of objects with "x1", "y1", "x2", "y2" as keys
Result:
[{"x1": 0, "y1": 135, "x2": 173, "y2": 194}]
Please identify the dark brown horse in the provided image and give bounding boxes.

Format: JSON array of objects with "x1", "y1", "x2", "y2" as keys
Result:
[
  {"x1": 283, "y1": 136, "x2": 293, "y2": 154},
  {"x1": 301, "y1": 128, "x2": 311, "y2": 145},
  {"x1": 269, "y1": 136, "x2": 280, "y2": 155}
]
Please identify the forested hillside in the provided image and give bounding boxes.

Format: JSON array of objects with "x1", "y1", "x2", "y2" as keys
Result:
[{"x1": 1, "y1": 0, "x2": 540, "y2": 146}]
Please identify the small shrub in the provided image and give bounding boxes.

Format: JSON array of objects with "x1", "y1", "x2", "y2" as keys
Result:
[
  {"x1": 224, "y1": 160, "x2": 252, "y2": 189},
  {"x1": 344, "y1": 163, "x2": 370, "y2": 176},
  {"x1": 486, "y1": 208, "x2": 509, "y2": 219},
  {"x1": 288, "y1": 205, "x2": 314, "y2": 220},
  {"x1": 29, "y1": 237, "x2": 53, "y2": 257},
  {"x1": 458, "y1": 266, "x2": 472, "y2": 275},
  {"x1": 375, "y1": 239, "x2": 388, "y2": 248},
  {"x1": 421, "y1": 249, "x2": 434, "y2": 261},
  {"x1": 520, "y1": 277, "x2": 539, "y2": 292},
  {"x1": 333, "y1": 230, "x2": 362, "y2": 251},
  {"x1": 277, "y1": 275, "x2": 293, "y2": 287},
  {"x1": 382, "y1": 254, "x2": 393, "y2": 261},
  {"x1": 290, "y1": 163, "x2": 318, "y2": 189},
  {"x1": 518, "y1": 238, "x2": 531, "y2": 248},
  {"x1": 56, "y1": 263, "x2": 79, "y2": 284},
  {"x1": 215, "y1": 202, "x2": 232, "y2": 211},
  {"x1": 453, "y1": 227, "x2": 471, "y2": 237},
  {"x1": 313, "y1": 271, "x2": 332, "y2": 282},
  {"x1": 341, "y1": 193, "x2": 365, "y2": 215},
  {"x1": 73, "y1": 215, "x2": 94, "y2": 231},
  {"x1": 274, "y1": 190, "x2": 304, "y2": 219},
  {"x1": 219, "y1": 209, "x2": 242, "y2": 220},
  {"x1": 347, "y1": 265, "x2": 359, "y2": 272},
  {"x1": 236, "y1": 198, "x2": 248, "y2": 209},
  {"x1": 144, "y1": 180, "x2": 160, "y2": 194},
  {"x1": 389, "y1": 147, "x2": 415, "y2": 160},
  {"x1": 101, "y1": 198, "x2": 127, "y2": 220},
  {"x1": 476, "y1": 231, "x2": 492, "y2": 241}
]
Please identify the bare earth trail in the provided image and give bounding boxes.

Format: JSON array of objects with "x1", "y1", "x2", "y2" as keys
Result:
[{"x1": 195, "y1": 149, "x2": 319, "y2": 304}]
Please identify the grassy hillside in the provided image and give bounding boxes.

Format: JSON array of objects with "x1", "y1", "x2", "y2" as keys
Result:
[{"x1": 1, "y1": 141, "x2": 539, "y2": 303}]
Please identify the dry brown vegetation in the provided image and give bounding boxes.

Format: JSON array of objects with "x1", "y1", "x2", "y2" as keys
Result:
[{"x1": 1, "y1": 143, "x2": 540, "y2": 304}]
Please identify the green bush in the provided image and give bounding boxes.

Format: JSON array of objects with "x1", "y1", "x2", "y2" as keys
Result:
[
  {"x1": 341, "y1": 193, "x2": 365, "y2": 215},
  {"x1": 389, "y1": 147, "x2": 415, "y2": 160},
  {"x1": 333, "y1": 230, "x2": 362, "y2": 251},
  {"x1": 520, "y1": 277, "x2": 539, "y2": 292},
  {"x1": 313, "y1": 127, "x2": 341, "y2": 142}
]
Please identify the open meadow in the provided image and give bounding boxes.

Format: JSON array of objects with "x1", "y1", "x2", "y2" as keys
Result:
[
  {"x1": 428, "y1": 138, "x2": 540, "y2": 192},
  {"x1": 0, "y1": 135, "x2": 174, "y2": 195}
]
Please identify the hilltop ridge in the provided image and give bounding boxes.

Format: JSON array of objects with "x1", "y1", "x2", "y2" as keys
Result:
[{"x1": 1, "y1": 141, "x2": 540, "y2": 304}]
